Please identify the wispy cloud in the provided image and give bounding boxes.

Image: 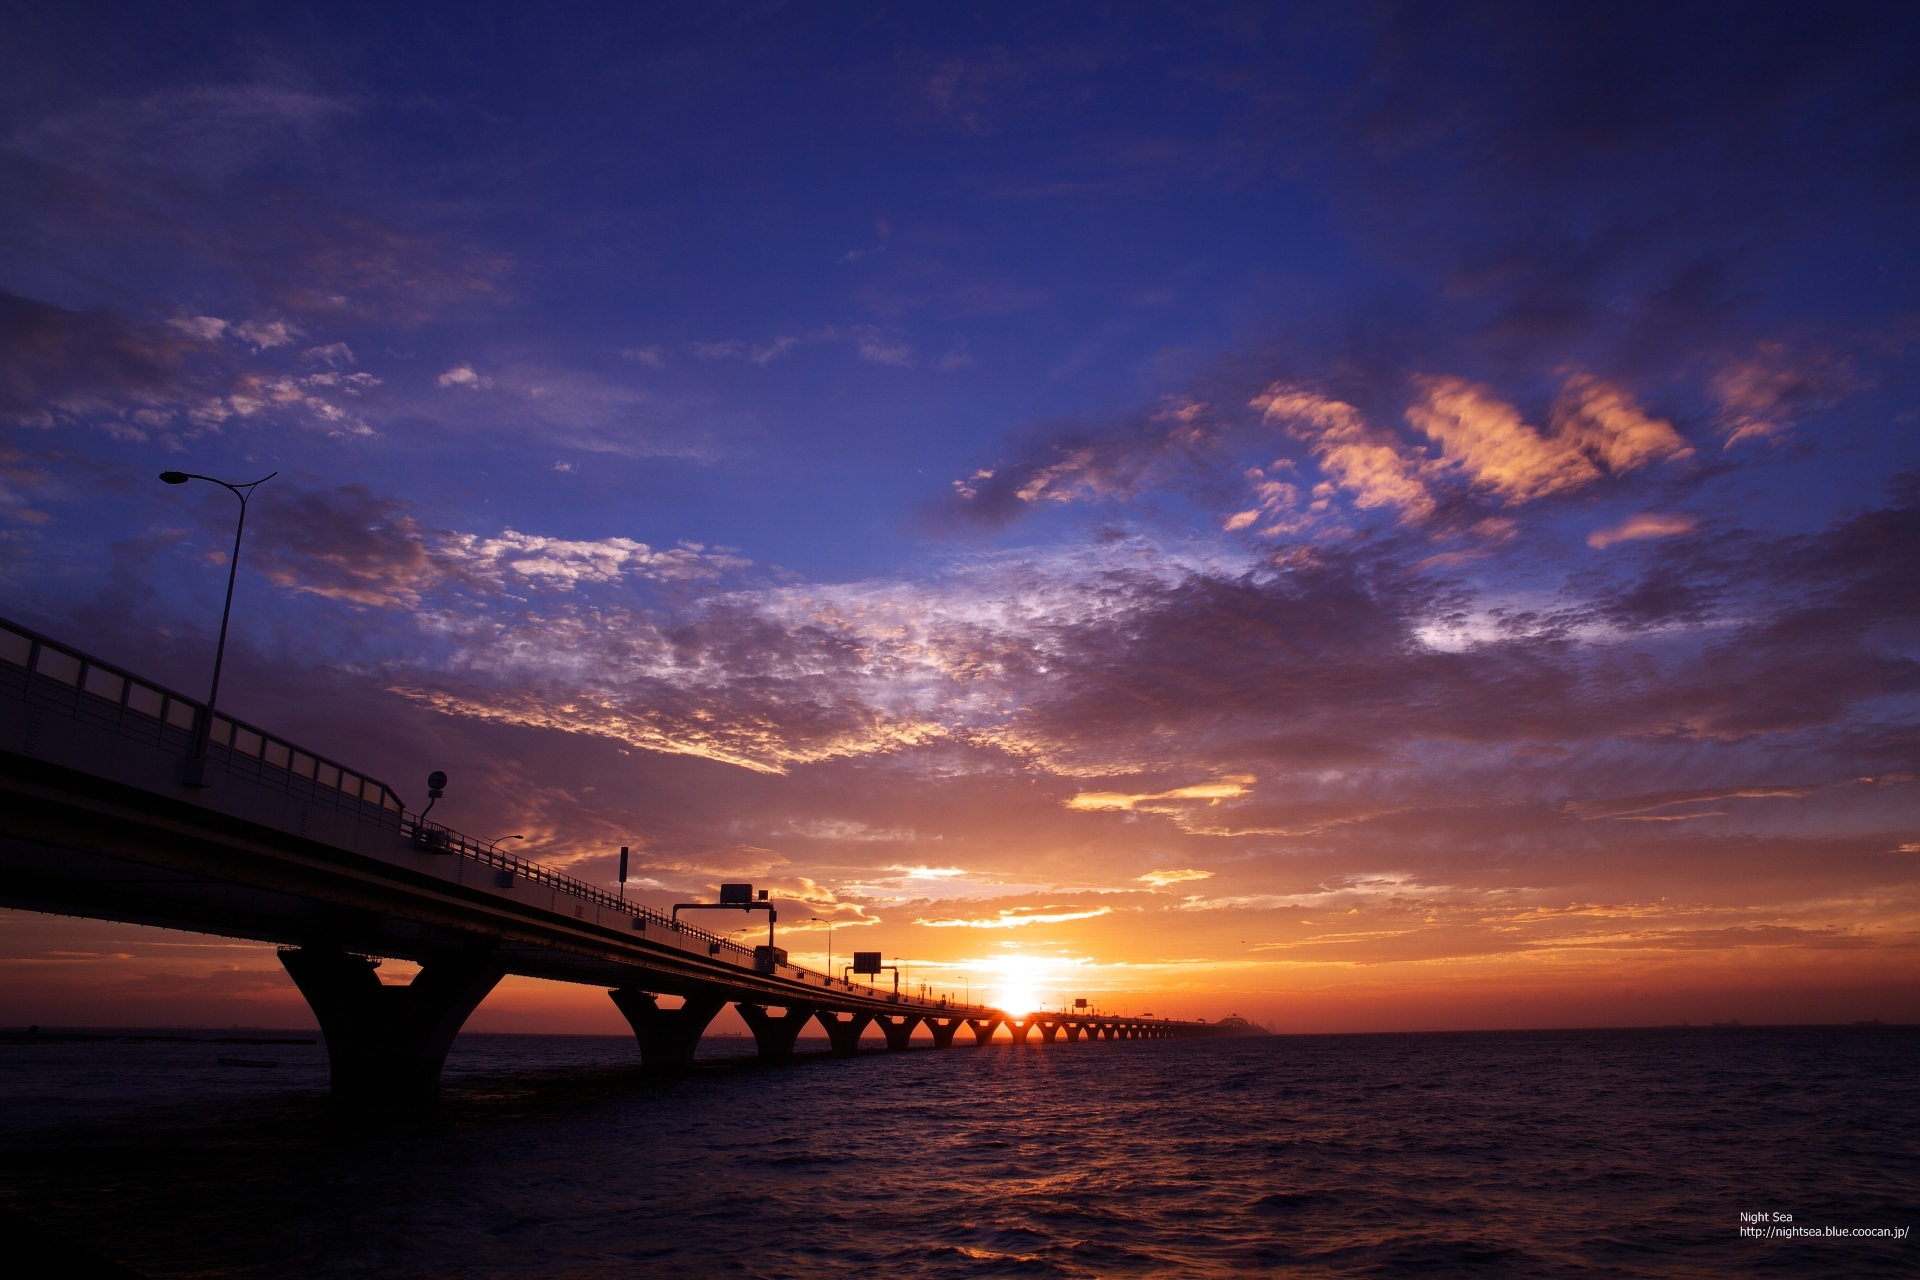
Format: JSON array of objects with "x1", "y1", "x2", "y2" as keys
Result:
[
  {"x1": 1712, "y1": 343, "x2": 1859, "y2": 448},
  {"x1": 1138, "y1": 868, "x2": 1213, "y2": 888},
  {"x1": 437, "y1": 364, "x2": 492, "y2": 389},
  {"x1": 917, "y1": 907, "x2": 1113, "y2": 928},
  {"x1": 1069, "y1": 783, "x2": 1250, "y2": 812},
  {"x1": 1587, "y1": 513, "x2": 1698, "y2": 549}
]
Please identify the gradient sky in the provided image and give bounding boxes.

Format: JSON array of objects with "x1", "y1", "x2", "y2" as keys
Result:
[{"x1": 3, "y1": 2, "x2": 1917, "y2": 1036}]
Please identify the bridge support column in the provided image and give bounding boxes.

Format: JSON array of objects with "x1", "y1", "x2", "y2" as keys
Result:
[
  {"x1": 1006, "y1": 1019, "x2": 1034, "y2": 1045},
  {"x1": 736, "y1": 1003, "x2": 815, "y2": 1063},
  {"x1": 1039, "y1": 1021, "x2": 1060, "y2": 1044},
  {"x1": 279, "y1": 945, "x2": 505, "y2": 1104},
  {"x1": 966, "y1": 1018, "x2": 1002, "y2": 1045},
  {"x1": 609, "y1": 987, "x2": 727, "y2": 1072},
  {"x1": 873, "y1": 1014, "x2": 921, "y2": 1051},
  {"x1": 814, "y1": 1009, "x2": 873, "y2": 1056},
  {"x1": 925, "y1": 1017, "x2": 964, "y2": 1048}
]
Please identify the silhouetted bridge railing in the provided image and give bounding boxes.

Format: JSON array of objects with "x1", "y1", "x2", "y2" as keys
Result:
[{"x1": 0, "y1": 617, "x2": 1253, "y2": 1104}]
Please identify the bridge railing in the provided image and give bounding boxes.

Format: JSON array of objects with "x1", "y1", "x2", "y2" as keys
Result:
[
  {"x1": 0, "y1": 616, "x2": 406, "y2": 819},
  {"x1": 401, "y1": 815, "x2": 759, "y2": 962}
]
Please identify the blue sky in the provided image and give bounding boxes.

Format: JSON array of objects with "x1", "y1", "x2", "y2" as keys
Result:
[{"x1": 3, "y1": 2, "x2": 1917, "y2": 1030}]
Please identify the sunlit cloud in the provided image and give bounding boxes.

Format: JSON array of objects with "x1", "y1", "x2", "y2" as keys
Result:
[
  {"x1": 1068, "y1": 782, "x2": 1251, "y2": 811},
  {"x1": 1407, "y1": 375, "x2": 1600, "y2": 501},
  {"x1": 917, "y1": 907, "x2": 1113, "y2": 929},
  {"x1": 1137, "y1": 868, "x2": 1213, "y2": 888},
  {"x1": 1254, "y1": 386, "x2": 1435, "y2": 519},
  {"x1": 1586, "y1": 512, "x2": 1699, "y2": 549},
  {"x1": 1550, "y1": 374, "x2": 1692, "y2": 471}
]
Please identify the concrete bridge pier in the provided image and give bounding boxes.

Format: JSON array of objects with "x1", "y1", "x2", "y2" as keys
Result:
[
  {"x1": 1005, "y1": 1019, "x2": 1035, "y2": 1045},
  {"x1": 736, "y1": 1002, "x2": 815, "y2": 1063},
  {"x1": 814, "y1": 1009, "x2": 873, "y2": 1056},
  {"x1": 966, "y1": 1018, "x2": 1002, "y2": 1045},
  {"x1": 278, "y1": 944, "x2": 505, "y2": 1104},
  {"x1": 609, "y1": 987, "x2": 728, "y2": 1072},
  {"x1": 1038, "y1": 1021, "x2": 1061, "y2": 1043},
  {"x1": 873, "y1": 1014, "x2": 921, "y2": 1051},
  {"x1": 925, "y1": 1017, "x2": 965, "y2": 1048}
]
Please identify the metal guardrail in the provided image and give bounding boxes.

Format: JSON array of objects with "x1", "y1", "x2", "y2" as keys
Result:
[
  {"x1": 0, "y1": 616, "x2": 404, "y2": 817},
  {"x1": 403, "y1": 814, "x2": 756, "y2": 961}
]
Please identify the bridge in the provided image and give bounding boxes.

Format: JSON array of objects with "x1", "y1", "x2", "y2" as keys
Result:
[{"x1": 0, "y1": 617, "x2": 1248, "y2": 1103}]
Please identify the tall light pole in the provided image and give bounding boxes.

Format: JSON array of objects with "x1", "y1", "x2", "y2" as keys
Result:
[
  {"x1": 159, "y1": 470, "x2": 275, "y2": 786},
  {"x1": 807, "y1": 916, "x2": 833, "y2": 978}
]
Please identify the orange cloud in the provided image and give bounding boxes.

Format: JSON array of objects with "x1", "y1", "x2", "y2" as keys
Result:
[
  {"x1": 1586, "y1": 512, "x2": 1699, "y2": 549},
  {"x1": 1406, "y1": 375, "x2": 1599, "y2": 500},
  {"x1": 916, "y1": 907, "x2": 1113, "y2": 929},
  {"x1": 1138, "y1": 868, "x2": 1214, "y2": 888},
  {"x1": 1406, "y1": 374, "x2": 1690, "y2": 504},
  {"x1": 1067, "y1": 781, "x2": 1251, "y2": 811},
  {"x1": 1550, "y1": 374, "x2": 1692, "y2": 471},
  {"x1": 1253, "y1": 386, "x2": 1435, "y2": 519}
]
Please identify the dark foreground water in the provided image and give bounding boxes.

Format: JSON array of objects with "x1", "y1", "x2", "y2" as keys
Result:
[{"x1": 0, "y1": 1026, "x2": 1913, "y2": 1278}]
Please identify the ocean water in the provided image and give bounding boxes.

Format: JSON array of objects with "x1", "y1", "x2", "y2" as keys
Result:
[{"x1": 0, "y1": 1026, "x2": 1913, "y2": 1277}]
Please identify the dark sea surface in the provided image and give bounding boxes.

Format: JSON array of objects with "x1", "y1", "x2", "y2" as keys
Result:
[{"x1": 0, "y1": 1025, "x2": 1913, "y2": 1278}]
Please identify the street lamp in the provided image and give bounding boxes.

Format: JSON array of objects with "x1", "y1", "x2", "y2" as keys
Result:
[
  {"x1": 158, "y1": 469, "x2": 276, "y2": 786},
  {"x1": 485, "y1": 834, "x2": 524, "y2": 856},
  {"x1": 807, "y1": 916, "x2": 834, "y2": 978}
]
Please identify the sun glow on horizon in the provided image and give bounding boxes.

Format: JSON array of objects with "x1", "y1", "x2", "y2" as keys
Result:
[{"x1": 982, "y1": 951, "x2": 1080, "y2": 1018}]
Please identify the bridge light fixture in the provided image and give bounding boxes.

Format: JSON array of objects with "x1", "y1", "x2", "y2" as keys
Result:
[
  {"x1": 157, "y1": 469, "x2": 276, "y2": 787},
  {"x1": 421, "y1": 770, "x2": 448, "y2": 820}
]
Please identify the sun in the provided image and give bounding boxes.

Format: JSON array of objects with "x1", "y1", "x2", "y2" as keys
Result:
[
  {"x1": 988, "y1": 953, "x2": 1048, "y2": 1017},
  {"x1": 996, "y1": 981, "x2": 1039, "y2": 1018}
]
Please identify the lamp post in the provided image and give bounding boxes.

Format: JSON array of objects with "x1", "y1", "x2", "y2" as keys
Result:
[
  {"x1": 158, "y1": 470, "x2": 275, "y2": 786},
  {"x1": 807, "y1": 916, "x2": 833, "y2": 978},
  {"x1": 485, "y1": 834, "x2": 524, "y2": 856}
]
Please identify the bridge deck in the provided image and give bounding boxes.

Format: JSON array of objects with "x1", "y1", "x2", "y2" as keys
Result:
[{"x1": 0, "y1": 617, "x2": 1235, "y2": 1097}]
